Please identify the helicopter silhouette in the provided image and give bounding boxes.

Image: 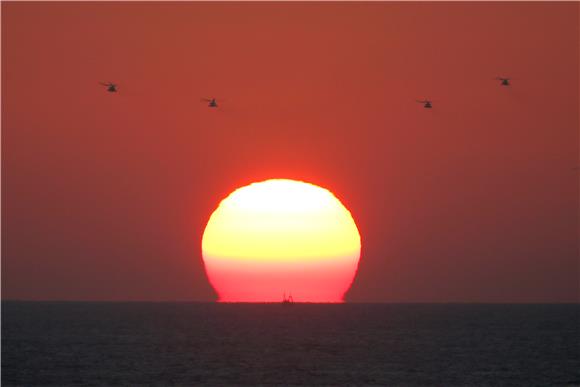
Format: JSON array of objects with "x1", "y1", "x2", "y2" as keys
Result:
[
  {"x1": 100, "y1": 82, "x2": 118, "y2": 92},
  {"x1": 416, "y1": 99, "x2": 433, "y2": 109},
  {"x1": 202, "y1": 98, "x2": 218, "y2": 108},
  {"x1": 495, "y1": 77, "x2": 511, "y2": 86}
]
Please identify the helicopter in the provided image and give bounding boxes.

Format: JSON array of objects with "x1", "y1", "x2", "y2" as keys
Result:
[
  {"x1": 495, "y1": 77, "x2": 511, "y2": 86},
  {"x1": 202, "y1": 98, "x2": 218, "y2": 108},
  {"x1": 100, "y1": 82, "x2": 118, "y2": 92},
  {"x1": 416, "y1": 99, "x2": 433, "y2": 109}
]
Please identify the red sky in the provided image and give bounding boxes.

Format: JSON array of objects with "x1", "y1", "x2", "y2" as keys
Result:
[{"x1": 2, "y1": 2, "x2": 578, "y2": 302}]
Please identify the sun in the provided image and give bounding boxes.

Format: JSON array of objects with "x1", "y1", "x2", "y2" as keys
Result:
[{"x1": 201, "y1": 179, "x2": 361, "y2": 302}]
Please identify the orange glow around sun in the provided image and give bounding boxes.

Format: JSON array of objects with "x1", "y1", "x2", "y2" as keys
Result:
[{"x1": 201, "y1": 179, "x2": 361, "y2": 302}]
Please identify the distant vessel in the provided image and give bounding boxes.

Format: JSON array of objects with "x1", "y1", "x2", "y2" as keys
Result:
[{"x1": 282, "y1": 292, "x2": 294, "y2": 305}]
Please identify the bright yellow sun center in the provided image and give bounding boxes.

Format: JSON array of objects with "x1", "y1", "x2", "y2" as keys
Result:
[{"x1": 201, "y1": 179, "x2": 362, "y2": 303}]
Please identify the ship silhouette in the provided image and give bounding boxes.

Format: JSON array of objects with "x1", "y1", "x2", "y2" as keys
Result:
[{"x1": 282, "y1": 291, "x2": 294, "y2": 305}]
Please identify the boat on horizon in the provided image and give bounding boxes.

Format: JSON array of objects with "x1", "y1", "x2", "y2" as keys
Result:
[{"x1": 282, "y1": 292, "x2": 294, "y2": 305}]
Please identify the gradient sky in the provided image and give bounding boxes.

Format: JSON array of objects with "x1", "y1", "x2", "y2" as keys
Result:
[{"x1": 2, "y1": 2, "x2": 578, "y2": 302}]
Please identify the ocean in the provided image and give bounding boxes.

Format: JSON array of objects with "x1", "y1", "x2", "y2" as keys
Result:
[{"x1": 2, "y1": 302, "x2": 579, "y2": 386}]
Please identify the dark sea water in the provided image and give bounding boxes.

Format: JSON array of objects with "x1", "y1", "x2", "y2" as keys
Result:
[{"x1": 2, "y1": 302, "x2": 579, "y2": 386}]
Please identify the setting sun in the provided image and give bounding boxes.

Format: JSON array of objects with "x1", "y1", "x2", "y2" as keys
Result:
[{"x1": 202, "y1": 179, "x2": 361, "y2": 302}]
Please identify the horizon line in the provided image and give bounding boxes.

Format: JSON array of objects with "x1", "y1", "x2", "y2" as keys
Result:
[{"x1": 2, "y1": 299, "x2": 579, "y2": 305}]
